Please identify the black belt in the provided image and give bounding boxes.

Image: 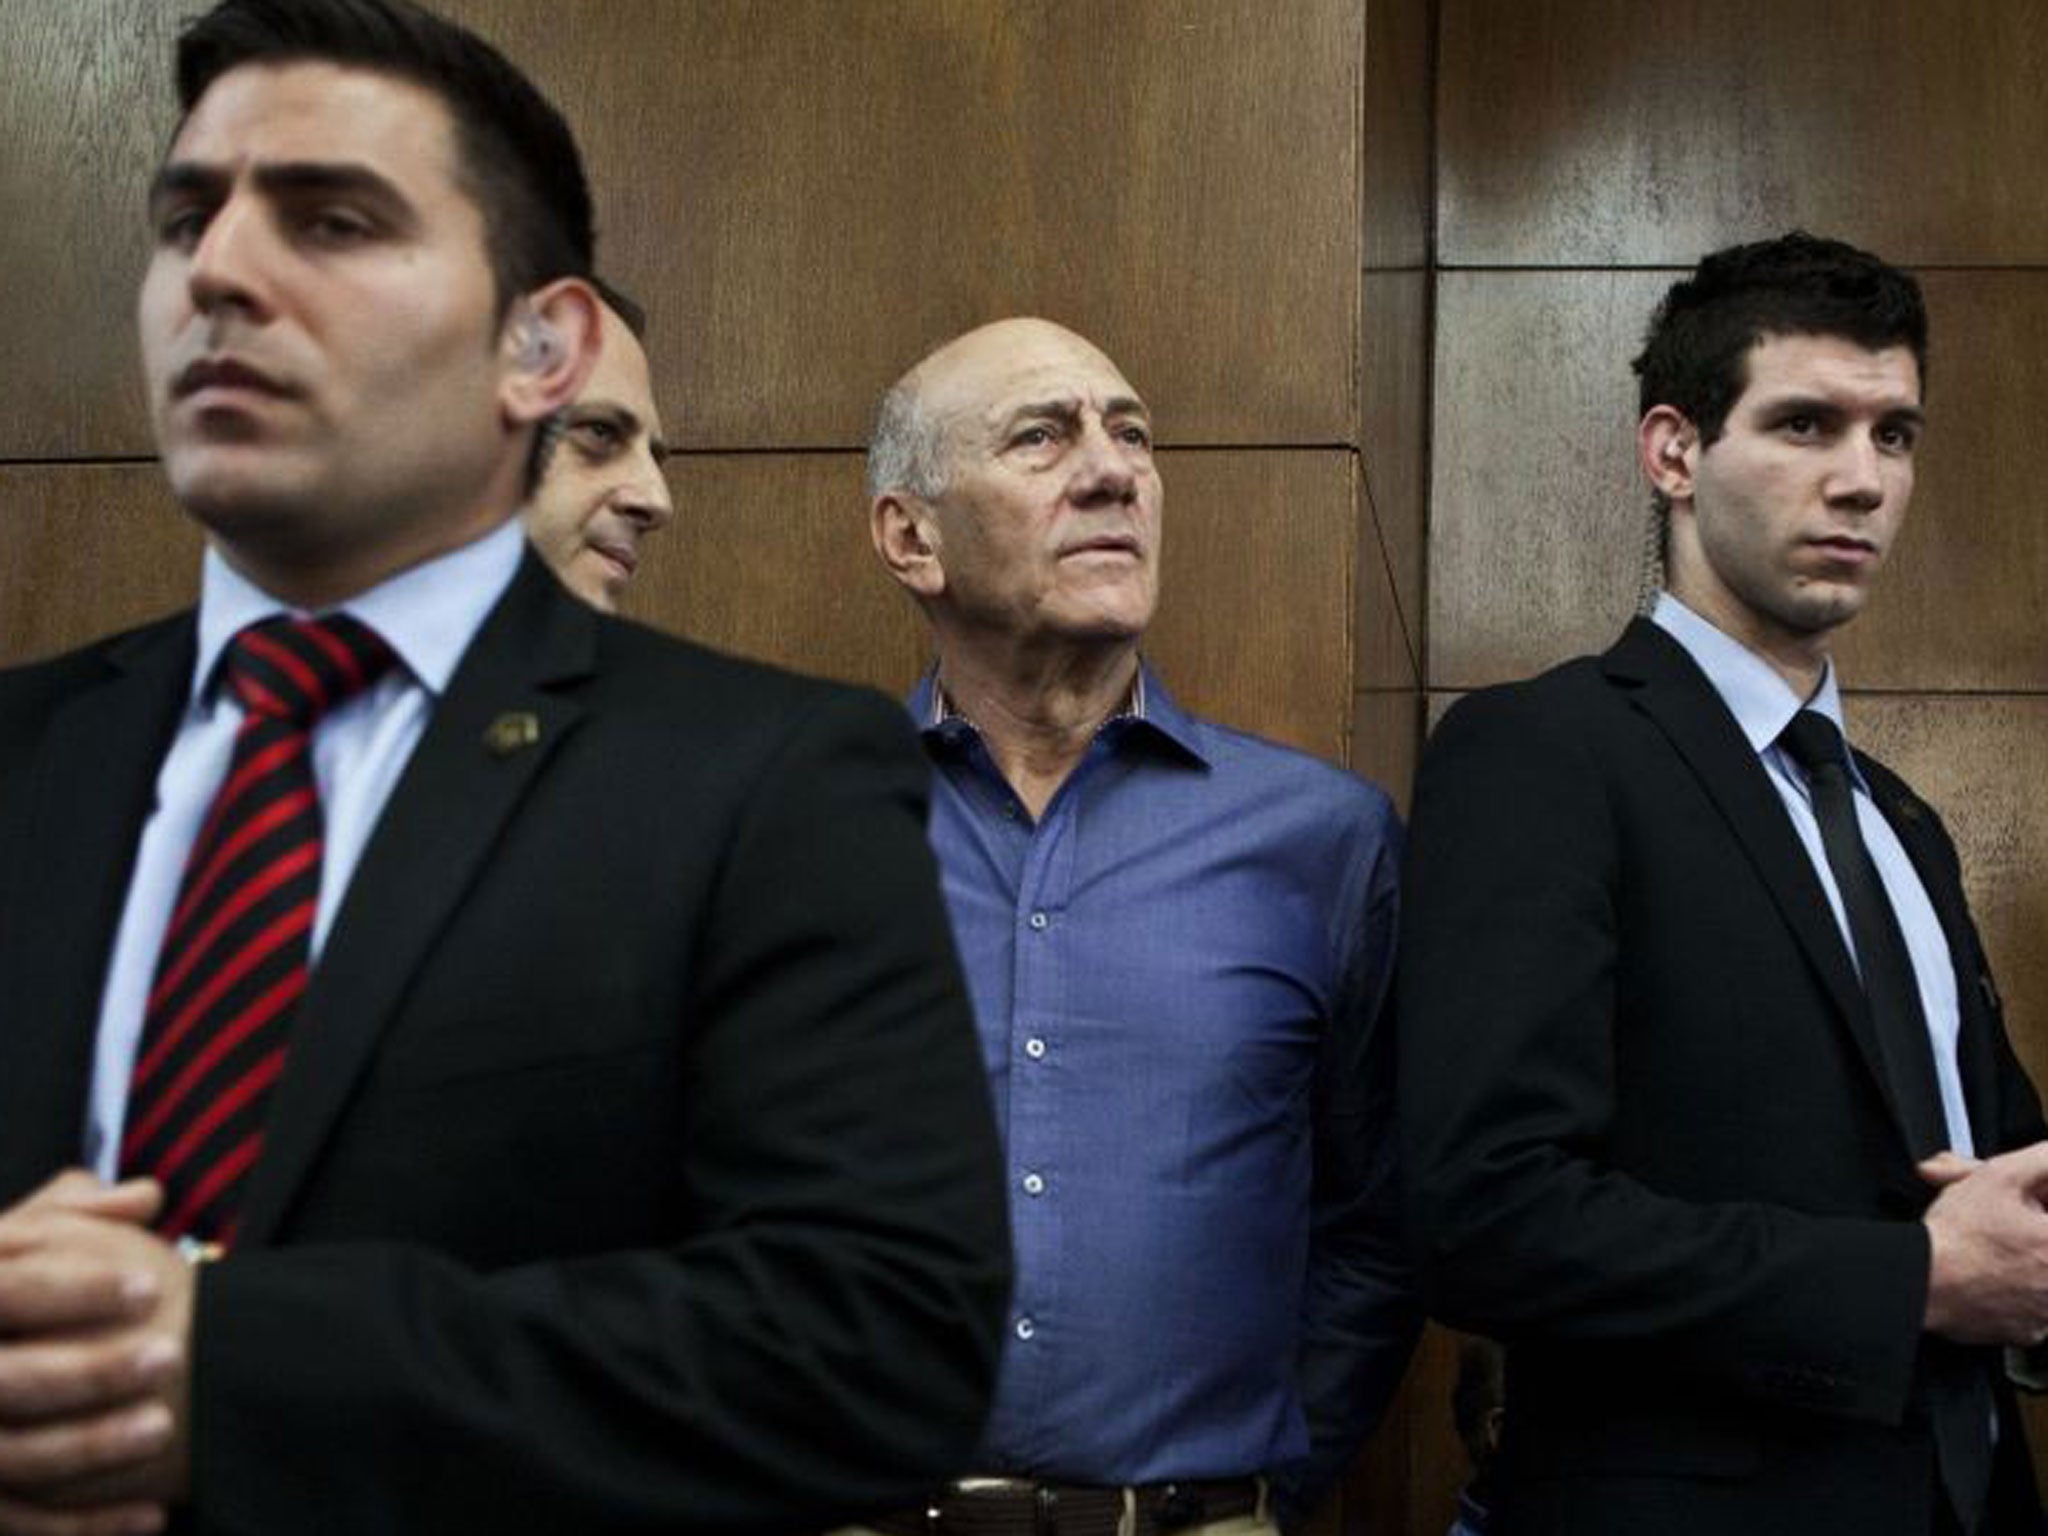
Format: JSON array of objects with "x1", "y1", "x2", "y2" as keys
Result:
[{"x1": 871, "y1": 1478, "x2": 1262, "y2": 1536}]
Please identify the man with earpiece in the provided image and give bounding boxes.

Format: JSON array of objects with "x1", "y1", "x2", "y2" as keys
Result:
[
  {"x1": 0, "y1": 2, "x2": 1009, "y2": 1532},
  {"x1": 523, "y1": 279, "x2": 675, "y2": 612},
  {"x1": 1399, "y1": 232, "x2": 2048, "y2": 1536}
]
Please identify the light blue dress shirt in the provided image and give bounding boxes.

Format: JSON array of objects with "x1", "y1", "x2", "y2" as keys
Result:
[
  {"x1": 85, "y1": 521, "x2": 526, "y2": 1176},
  {"x1": 1651, "y1": 593, "x2": 1973, "y2": 1153}
]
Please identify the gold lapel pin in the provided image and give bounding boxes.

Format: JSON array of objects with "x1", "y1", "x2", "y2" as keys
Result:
[{"x1": 483, "y1": 711, "x2": 541, "y2": 757}]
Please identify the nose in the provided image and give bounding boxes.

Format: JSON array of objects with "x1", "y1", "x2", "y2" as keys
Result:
[
  {"x1": 1069, "y1": 418, "x2": 1139, "y2": 507},
  {"x1": 614, "y1": 451, "x2": 675, "y2": 532},
  {"x1": 1824, "y1": 430, "x2": 1885, "y2": 512},
  {"x1": 186, "y1": 194, "x2": 275, "y2": 319}
]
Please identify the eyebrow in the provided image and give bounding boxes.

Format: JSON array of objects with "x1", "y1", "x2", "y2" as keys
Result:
[
  {"x1": 1755, "y1": 392, "x2": 1925, "y2": 429},
  {"x1": 149, "y1": 160, "x2": 418, "y2": 228},
  {"x1": 570, "y1": 399, "x2": 671, "y2": 462},
  {"x1": 1000, "y1": 395, "x2": 1153, "y2": 430}
]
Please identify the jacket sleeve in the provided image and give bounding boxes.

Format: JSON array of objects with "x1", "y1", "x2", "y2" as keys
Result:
[{"x1": 190, "y1": 687, "x2": 1012, "y2": 1535}]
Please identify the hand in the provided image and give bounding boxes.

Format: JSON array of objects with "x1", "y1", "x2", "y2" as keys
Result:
[
  {"x1": 0, "y1": 1175, "x2": 192, "y2": 1533},
  {"x1": 1921, "y1": 1141, "x2": 2048, "y2": 1346}
]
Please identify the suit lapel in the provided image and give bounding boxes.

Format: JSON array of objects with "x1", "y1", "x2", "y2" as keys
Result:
[
  {"x1": 1605, "y1": 620, "x2": 1910, "y2": 1143},
  {"x1": 0, "y1": 618, "x2": 193, "y2": 1199},
  {"x1": 235, "y1": 558, "x2": 595, "y2": 1243},
  {"x1": 1859, "y1": 757, "x2": 2005, "y2": 1146}
]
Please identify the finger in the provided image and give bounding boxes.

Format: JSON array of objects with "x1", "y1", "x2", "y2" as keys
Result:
[
  {"x1": 0, "y1": 1403, "x2": 172, "y2": 1492},
  {"x1": 0, "y1": 1489, "x2": 164, "y2": 1536},
  {"x1": 0, "y1": 1332, "x2": 179, "y2": 1424},
  {"x1": 1989, "y1": 1139, "x2": 2048, "y2": 1188},
  {"x1": 0, "y1": 1255, "x2": 157, "y2": 1334},
  {"x1": 24, "y1": 1186, "x2": 159, "y2": 1230},
  {"x1": 1918, "y1": 1151, "x2": 1981, "y2": 1188}
]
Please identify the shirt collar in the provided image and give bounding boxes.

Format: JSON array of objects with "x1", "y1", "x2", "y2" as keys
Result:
[
  {"x1": 191, "y1": 518, "x2": 527, "y2": 704},
  {"x1": 1649, "y1": 590, "x2": 1854, "y2": 766},
  {"x1": 909, "y1": 658, "x2": 1208, "y2": 766}
]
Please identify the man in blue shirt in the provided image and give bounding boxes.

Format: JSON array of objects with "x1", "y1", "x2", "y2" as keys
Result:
[
  {"x1": 1399, "y1": 233, "x2": 2048, "y2": 1535},
  {"x1": 865, "y1": 317, "x2": 1419, "y2": 1536}
]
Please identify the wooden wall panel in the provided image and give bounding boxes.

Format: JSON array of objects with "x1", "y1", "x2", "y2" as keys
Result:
[
  {"x1": 622, "y1": 454, "x2": 924, "y2": 698},
  {"x1": 446, "y1": 0, "x2": 1364, "y2": 451},
  {"x1": 1351, "y1": 688, "x2": 1419, "y2": 816},
  {"x1": 1144, "y1": 450, "x2": 1357, "y2": 761},
  {"x1": 0, "y1": 465, "x2": 197, "y2": 666},
  {"x1": 1426, "y1": 268, "x2": 1660, "y2": 688},
  {"x1": 640, "y1": 448, "x2": 1357, "y2": 762},
  {"x1": 0, "y1": 0, "x2": 176, "y2": 460},
  {"x1": 1439, "y1": 0, "x2": 2048, "y2": 267},
  {"x1": 1363, "y1": 0, "x2": 1433, "y2": 271},
  {"x1": 1361, "y1": 270, "x2": 1427, "y2": 686}
]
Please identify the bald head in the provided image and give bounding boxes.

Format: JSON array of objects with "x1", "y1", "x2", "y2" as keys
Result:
[{"x1": 868, "y1": 319, "x2": 1138, "y2": 502}]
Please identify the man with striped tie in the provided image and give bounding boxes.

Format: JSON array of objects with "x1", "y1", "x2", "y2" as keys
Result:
[{"x1": 0, "y1": 1, "x2": 1008, "y2": 1532}]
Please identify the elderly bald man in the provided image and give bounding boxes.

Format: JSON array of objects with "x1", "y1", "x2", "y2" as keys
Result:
[{"x1": 864, "y1": 317, "x2": 1421, "y2": 1536}]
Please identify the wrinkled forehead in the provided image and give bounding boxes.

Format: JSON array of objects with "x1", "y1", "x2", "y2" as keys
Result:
[{"x1": 923, "y1": 328, "x2": 1145, "y2": 439}]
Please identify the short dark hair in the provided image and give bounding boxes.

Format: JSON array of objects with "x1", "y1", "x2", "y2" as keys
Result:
[
  {"x1": 1633, "y1": 231, "x2": 1928, "y2": 446},
  {"x1": 174, "y1": 0, "x2": 593, "y2": 314},
  {"x1": 591, "y1": 275, "x2": 647, "y2": 341}
]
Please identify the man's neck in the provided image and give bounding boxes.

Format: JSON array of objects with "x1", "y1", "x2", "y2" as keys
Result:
[
  {"x1": 1663, "y1": 585, "x2": 1832, "y2": 699},
  {"x1": 211, "y1": 507, "x2": 519, "y2": 613},
  {"x1": 935, "y1": 640, "x2": 1141, "y2": 819}
]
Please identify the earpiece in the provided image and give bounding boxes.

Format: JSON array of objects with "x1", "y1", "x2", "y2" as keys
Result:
[{"x1": 511, "y1": 308, "x2": 563, "y2": 372}]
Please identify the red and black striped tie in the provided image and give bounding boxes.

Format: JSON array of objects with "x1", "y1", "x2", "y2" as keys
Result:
[{"x1": 120, "y1": 613, "x2": 395, "y2": 1245}]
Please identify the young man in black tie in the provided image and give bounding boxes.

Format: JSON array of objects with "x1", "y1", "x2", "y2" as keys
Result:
[{"x1": 1400, "y1": 232, "x2": 2048, "y2": 1536}]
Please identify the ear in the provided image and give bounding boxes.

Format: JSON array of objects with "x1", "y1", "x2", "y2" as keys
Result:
[
  {"x1": 1638, "y1": 405, "x2": 1699, "y2": 504},
  {"x1": 497, "y1": 277, "x2": 601, "y2": 428},
  {"x1": 871, "y1": 492, "x2": 946, "y2": 599}
]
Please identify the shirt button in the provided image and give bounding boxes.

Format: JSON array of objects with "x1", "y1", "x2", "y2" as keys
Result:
[
  {"x1": 1024, "y1": 1037, "x2": 1047, "y2": 1060},
  {"x1": 1021, "y1": 1172, "x2": 1045, "y2": 1196},
  {"x1": 1015, "y1": 1316, "x2": 1036, "y2": 1341},
  {"x1": 1027, "y1": 911, "x2": 1049, "y2": 930}
]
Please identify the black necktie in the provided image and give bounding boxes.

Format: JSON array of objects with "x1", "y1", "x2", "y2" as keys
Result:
[
  {"x1": 1779, "y1": 709, "x2": 1947, "y2": 1158},
  {"x1": 1780, "y1": 709, "x2": 1990, "y2": 1531}
]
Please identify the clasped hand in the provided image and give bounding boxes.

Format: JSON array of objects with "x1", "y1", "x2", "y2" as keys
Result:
[
  {"x1": 1921, "y1": 1143, "x2": 2048, "y2": 1348},
  {"x1": 0, "y1": 1173, "x2": 191, "y2": 1536}
]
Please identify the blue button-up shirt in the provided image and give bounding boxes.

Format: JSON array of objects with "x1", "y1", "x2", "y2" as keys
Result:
[{"x1": 911, "y1": 666, "x2": 1418, "y2": 1506}]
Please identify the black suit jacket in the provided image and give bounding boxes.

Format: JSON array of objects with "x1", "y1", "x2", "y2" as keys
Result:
[
  {"x1": 0, "y1": 553, "x2": 1011, "y2": 1535},
  {"x1": 1397, "y1": 619, "x2": 2044, "y2": 1535}
]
